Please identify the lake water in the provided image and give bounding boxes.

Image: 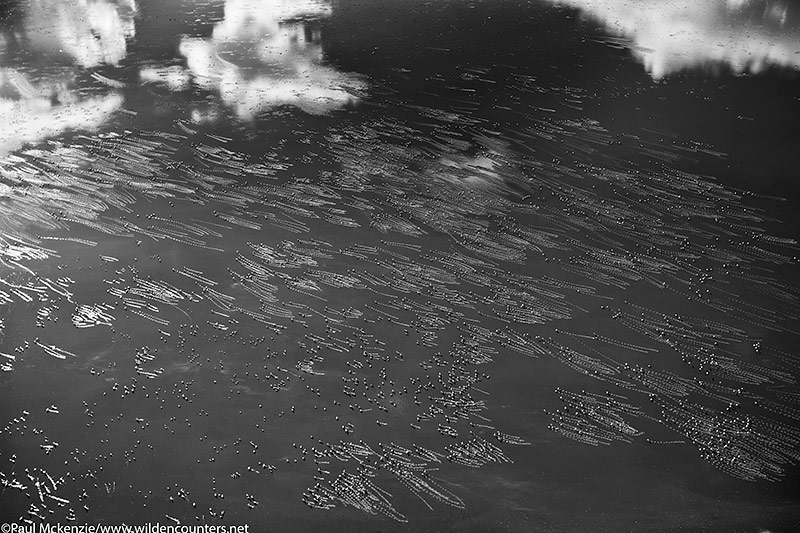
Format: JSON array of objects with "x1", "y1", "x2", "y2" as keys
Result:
[{"x1": 1, "y1": 1, "x2": 800, "y2": 531}]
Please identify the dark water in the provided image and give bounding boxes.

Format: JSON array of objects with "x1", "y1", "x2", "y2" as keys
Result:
[{"x1": 1, "y1": 1, "x2": 800, "y2": 531}]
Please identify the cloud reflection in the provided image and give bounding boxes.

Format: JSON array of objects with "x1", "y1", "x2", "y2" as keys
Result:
[
  {"x1": 139, "y1": 65, "x2": 192, "y2": 91},
  {"x1": 0, "y1": 69, "x2": 123, "y2": 155},
  {"x1": 0, "y1": 1, "x2": 134, "y2": 156},
  {"x1": 548, "y1": 0, "x2": 800, "y2": 78},
  {"x1": 25, "y1": 0, "x2": 137, "y2": 68},
  {"x1": 177, "y1": 0, "x2": 365, "y2": 118}
]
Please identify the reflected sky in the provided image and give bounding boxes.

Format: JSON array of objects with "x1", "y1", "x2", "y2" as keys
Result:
[
  {"x1": 0, "y1": 0, "x2": 135, "y2": 155},
  {"x1": 24, "y1": 0, "x2": 137, "y2": 68},
  {"x1": 1, "y1": 0, "x2": 798, "y2": 157},
  {"x1": 0, "y1": 0, "x2": 366, "y2": 155},
  {"x1": 548, "y1": 0, "x2": 800, "y2": 78},
  {"x1": 174, "y1": 0, "x2": 366, "y2": 118},
  {"x1": 0, "y1": 69, "x2": 123, "y2": 154}
]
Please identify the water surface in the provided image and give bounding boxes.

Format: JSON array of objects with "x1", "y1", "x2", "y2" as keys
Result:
[{"x1": 1, "y1": 1, "x2": 800, "y2": 531}]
